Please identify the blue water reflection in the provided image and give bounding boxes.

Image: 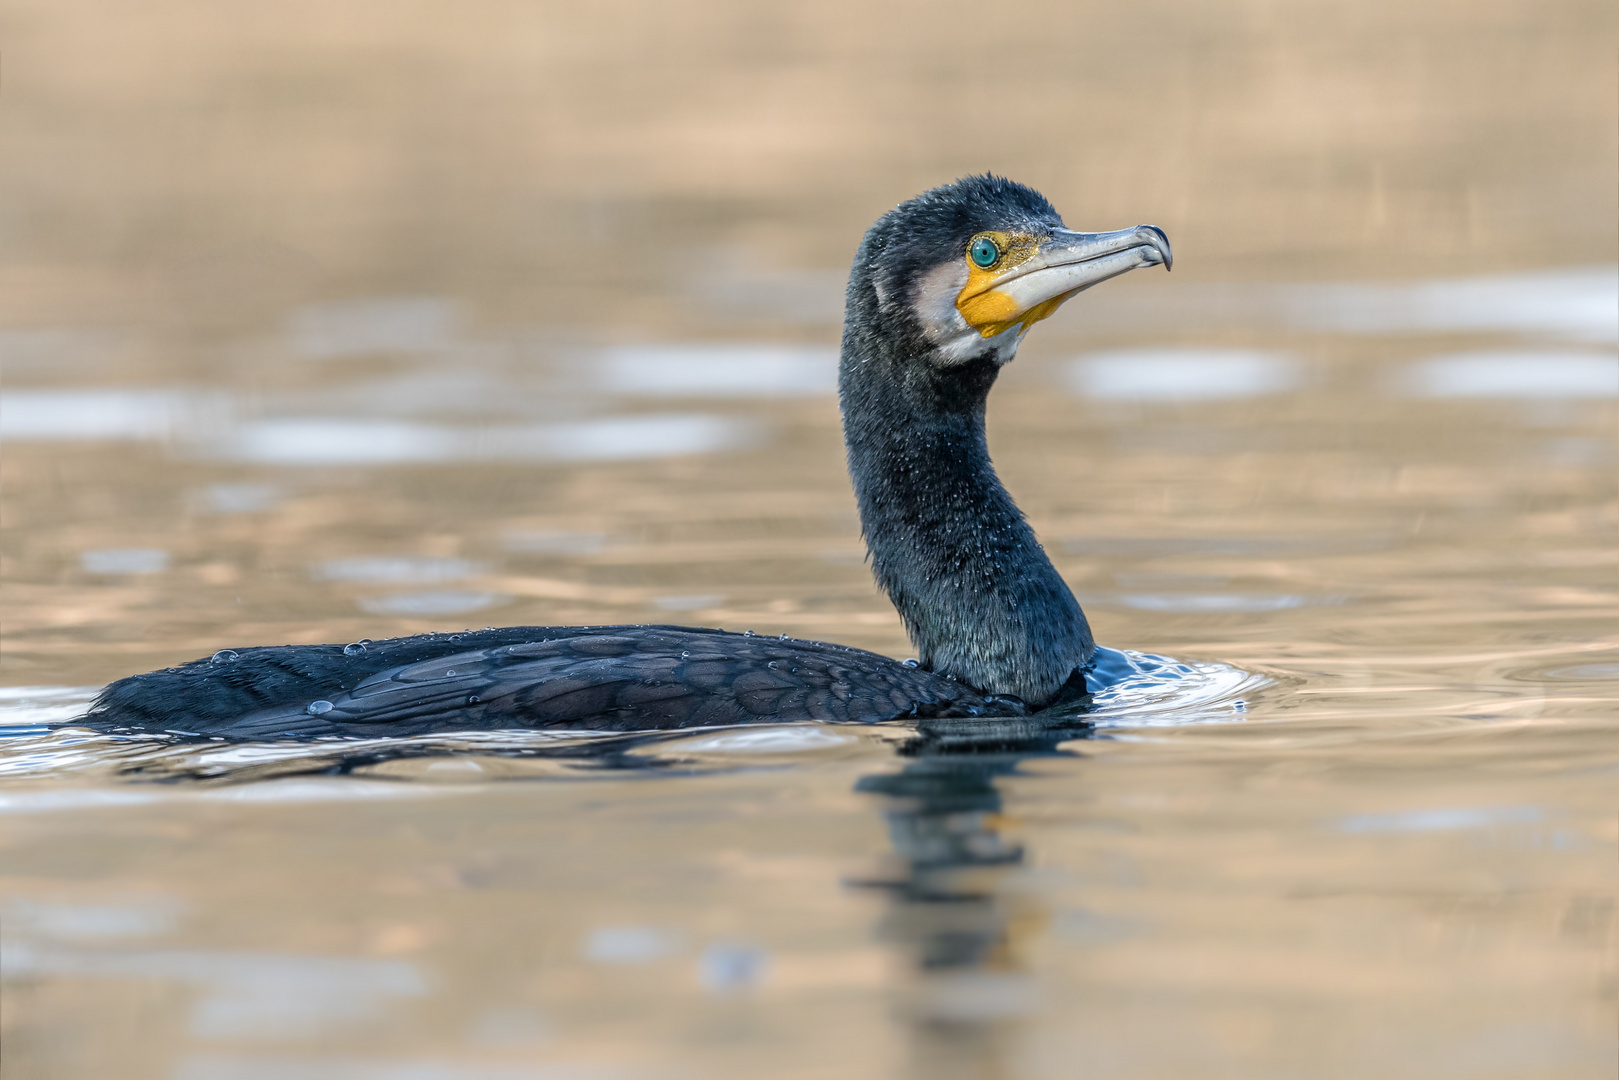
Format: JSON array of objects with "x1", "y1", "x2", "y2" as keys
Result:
[
  {"x1": 1397, "y1": 350, "x2": 1617, "y2": 398},
  {"x1": 355, "y1": 591, "x2": 511, "y2": 617},
  {"x1": 312, "y1": 557, "x2": 484, "y2": 584},
  {"x1": 1335, "y1": 805, "x2": 1543, "y2": 833},
  {"x1": 597, "y1": 344, "x2": 837, "y2": 396},
  {"x1": 210, "y1": 414, "x2": 758, "y2": 465},
  {"x1": 1282, "y1": 266, "x2": 1618, "y2": 344},
  {"x1": 288, "y1": 297, "x2": 459, "y2": 359},
  {"x1": 1066, "y1": 348, "x2": 1300, "y2": 401},
  {"x1": 0, "y1": 389, "x2": 227, "y2": 441},
  {"x1": 81, "y1": 548, "x2": 169, "y2": 574}
]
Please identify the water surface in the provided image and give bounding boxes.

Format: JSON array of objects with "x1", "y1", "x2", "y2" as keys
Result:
[{"x1": 1, "y1": 0, "x2": 1615, "y2": 1076}]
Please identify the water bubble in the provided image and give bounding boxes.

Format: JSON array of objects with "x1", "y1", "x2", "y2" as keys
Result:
[
  {"x1": 450, "y1": 634, "x2": 463, "y2": 642},
  {"x1": 306, "y1": 700, "x2": 335, "y2": 716},
  {"x1": 767, "y1": 661, "x2": 777, "y2": 669},
  {"x1": 467, "y1": 695, "x2": 481, "y2": 705},
  {"x1": 778, "y1": 632, "x2": 789, "y2": 641},
  {"x1": 680, "y1": 651, "x2": 690, "y2": 660},
  {"x1": 343, "y1": 642, "x2": 367, "y2": 656},
  {"x1": 902, "y1": 658, "x2": 919, "y2": 668},
  {"x1": 211, "y1": 650, "x2": 240, "y2": 663},
  {"x1": 743, "y1": 629, "x2": 755, "y2": 637}
]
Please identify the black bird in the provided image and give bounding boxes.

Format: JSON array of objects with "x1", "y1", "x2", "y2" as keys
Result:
[{"x1": 84, "y1": 176, "x2": 1171, "y2": 740}]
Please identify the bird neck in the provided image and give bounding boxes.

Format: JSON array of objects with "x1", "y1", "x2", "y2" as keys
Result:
[{"x1": 838, "y1": 318, "x2": 1093, "y2": 707}]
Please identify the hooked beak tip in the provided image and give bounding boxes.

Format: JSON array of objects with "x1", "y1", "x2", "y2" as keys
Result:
[{"x1": 1150, "y1": 225, "x2": 1173, "y2": 272}]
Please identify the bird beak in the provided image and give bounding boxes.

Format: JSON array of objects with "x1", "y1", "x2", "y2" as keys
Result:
[{"x1": 956, "y1": 225, "x2": 1172, "y2": 338}]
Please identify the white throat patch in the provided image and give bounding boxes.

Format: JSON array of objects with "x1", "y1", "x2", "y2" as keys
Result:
[{"x1": 909, "y1": 261, "x2": 1024, "y2": 366}]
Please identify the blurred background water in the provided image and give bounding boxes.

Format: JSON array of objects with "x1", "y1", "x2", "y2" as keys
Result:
[{"x1": 1, "y1": 0, "x2": 1615, "y2": 1077}]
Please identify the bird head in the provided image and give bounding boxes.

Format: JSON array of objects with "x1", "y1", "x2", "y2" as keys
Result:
[{"x1": 851, "y1": 175, "x2": 1171, "y2": 366}]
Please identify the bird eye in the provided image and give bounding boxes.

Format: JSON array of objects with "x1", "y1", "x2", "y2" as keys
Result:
[{"x1": 969, "y1": 236, "x2": 1000, "y2": 269}]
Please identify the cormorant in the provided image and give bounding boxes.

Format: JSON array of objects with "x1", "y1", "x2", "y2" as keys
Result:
[{"x1": 84, "y1": 175, "x2": 1170, "y2": 739}]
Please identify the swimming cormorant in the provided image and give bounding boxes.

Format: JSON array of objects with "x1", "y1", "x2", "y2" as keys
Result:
[{"x1": 84, "y1": 175, "x2": 1170, "y2": 739}]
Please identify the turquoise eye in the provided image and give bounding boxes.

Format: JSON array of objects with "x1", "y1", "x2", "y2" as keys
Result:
[{"x1": 969, "y1": 237, "x2": 1000, "y2": 268}]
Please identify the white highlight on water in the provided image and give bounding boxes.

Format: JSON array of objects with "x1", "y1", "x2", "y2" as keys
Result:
[
  {"x1": 1396, "y1": 350, "x2": 1617, "y2": 398},
  {"x1": 1067, "y1": 348, "x2": 1300, "y2": 401},
  {"x1": 597, "y1": 344, "x2": 838, "y2": 397}
]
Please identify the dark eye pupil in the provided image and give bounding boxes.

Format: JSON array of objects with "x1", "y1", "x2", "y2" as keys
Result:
[{"x1": 970, "y1": 238, "x2": 999, "y2": 268}]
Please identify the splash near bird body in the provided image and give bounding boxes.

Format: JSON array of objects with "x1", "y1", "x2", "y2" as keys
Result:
[{"x1": 84, "y1": 176, "x2": 1171, "y2": 739}]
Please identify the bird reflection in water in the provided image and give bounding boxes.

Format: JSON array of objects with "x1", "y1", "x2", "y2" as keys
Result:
[{"x1": 852, "y1": 714, "x2": 1091, "y2": 1080}]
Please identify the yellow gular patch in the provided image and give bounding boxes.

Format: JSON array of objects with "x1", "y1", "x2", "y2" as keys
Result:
[
  {"x1": 954, "y1": 232, "x2": 1064, "y2": 339},
  {"x1": 956, "y1": 287, "x2": 1024, "y2": 337}
]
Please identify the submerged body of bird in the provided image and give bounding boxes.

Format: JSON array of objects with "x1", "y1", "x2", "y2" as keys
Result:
[{"x1": 85, "y1": 175, "x2": 1172, "y2": 739}]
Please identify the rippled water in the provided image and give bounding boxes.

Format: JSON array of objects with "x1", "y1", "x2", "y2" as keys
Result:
[
  {"x1": 3, "y1": 0, "x2": 1616, "y2": 1076},
  {"x1": 0, "y1": 650, "x2": 1269, "y2": 787}
]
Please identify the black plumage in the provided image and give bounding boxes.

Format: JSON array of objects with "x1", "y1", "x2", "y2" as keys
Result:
[
  {"x1": 842, "y1": 180, "x2": 1090, "y2": 705},
  {"x1": 81, "y1": 175, "x2": 1169, "y2": 739},
  {"x1": 89, "y1": 626, "x2": 1040, "y2": 738}
]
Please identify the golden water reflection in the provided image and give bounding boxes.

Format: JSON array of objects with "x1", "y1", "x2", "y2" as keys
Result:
[{"x1": 1, "y1": 0, "x2": 1616, "y2": 1075}]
